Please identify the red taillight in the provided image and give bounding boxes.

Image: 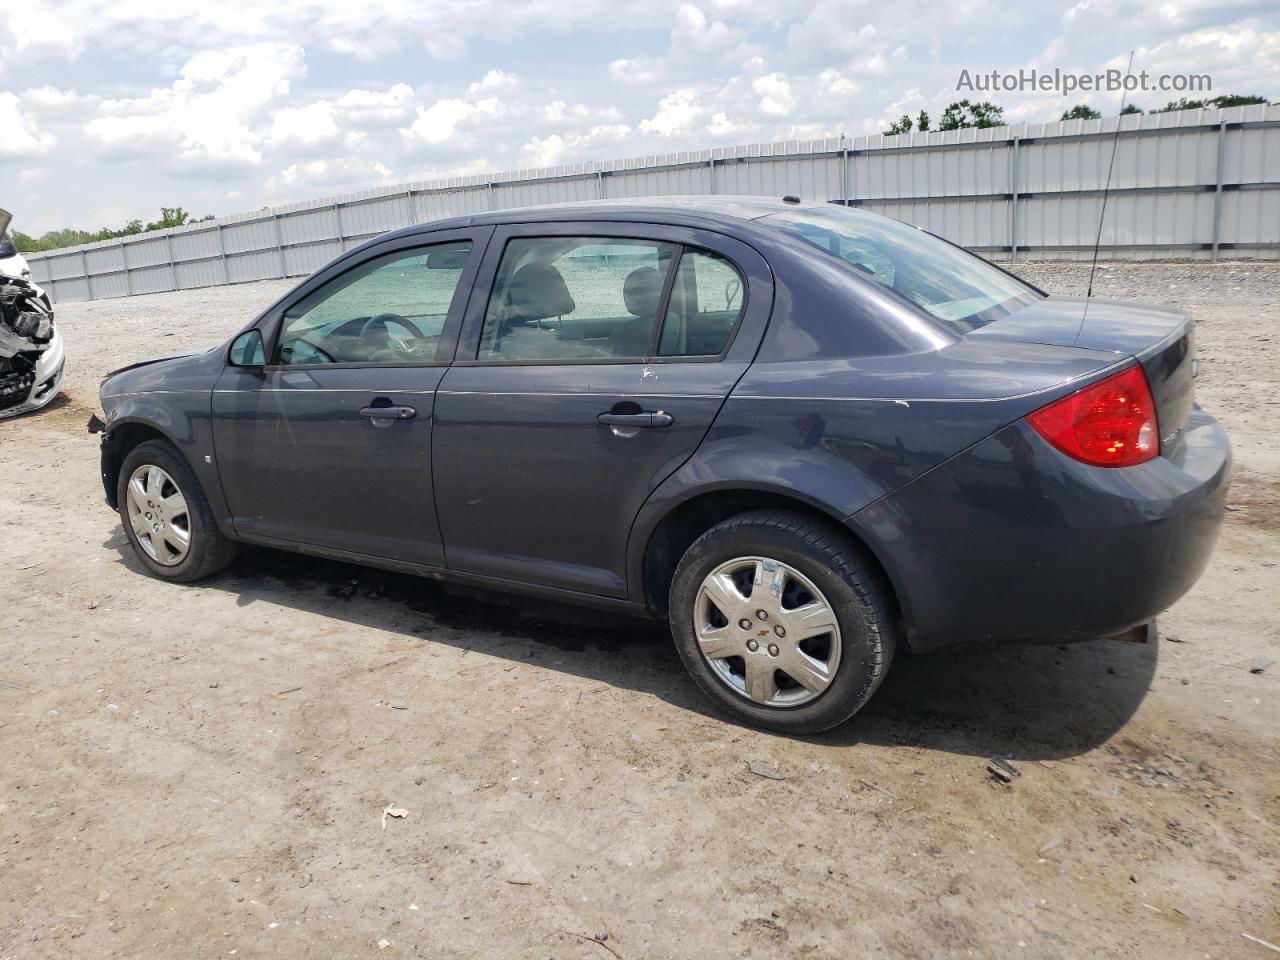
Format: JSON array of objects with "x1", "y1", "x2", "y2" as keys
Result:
[{"x1": 1027, "y1": 364, "x2": 1159, "y2": 468}]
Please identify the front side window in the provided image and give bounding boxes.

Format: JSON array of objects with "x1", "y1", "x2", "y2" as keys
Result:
[
  {"x1": 277, "y1": 241, "x2": 471, "y2": 365},
  {"x1": 478, "y1": 237, "x2": 678, "y2": 362},
  {"x1": 765, "y1": 207, "x2": 1041, "y2": 330}
]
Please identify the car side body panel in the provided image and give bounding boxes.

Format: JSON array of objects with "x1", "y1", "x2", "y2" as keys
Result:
[
  {"x1": 850, "y1": 408, "x2": 1231, "y2": 651},
  {"x1": 99, "y1": 348, "x2": 235, "y2": 534}
]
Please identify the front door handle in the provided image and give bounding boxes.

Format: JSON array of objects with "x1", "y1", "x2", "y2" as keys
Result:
[
  {"x1": 596, "y1": 411, "x2": 674, "y2": 429},
  {"x1": 360, "y1": 404, "x2": 416, "y2": 421}
]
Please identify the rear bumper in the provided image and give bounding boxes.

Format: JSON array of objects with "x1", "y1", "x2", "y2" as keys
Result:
[{"x1": 850, "y1": 406, "x2": 1231, "y2": 653}]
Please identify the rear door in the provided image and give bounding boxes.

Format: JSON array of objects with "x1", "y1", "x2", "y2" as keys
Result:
[
  {"x1": 432, "y1": 221, "x2": 773, "y2": 598},
  {"x1": 211, "y1": 228, "x2": 489, "y2": 565}
]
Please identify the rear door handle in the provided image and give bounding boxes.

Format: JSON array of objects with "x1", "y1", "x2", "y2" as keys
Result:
[
  {"x1": 596, "y1": 411, "x2": 674, "y2": 428},
  {"x1": 360, "y1": 404, "x2": 417, "y2": 421}
]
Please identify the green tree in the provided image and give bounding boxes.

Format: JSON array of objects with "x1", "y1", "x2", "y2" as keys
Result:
[
  {"x1": 1061, "y1": 104, "x2": 1102, "y2": 120},
  {"x1": 1153, "y1": 94, "x2": 1269, "y2": 113},
  {"x1": 1120, "y1": 104, "x2": 1143, "y2": 115},
  {"x1": 9, "y1": 208, "x2": 214, "y2": 253},
  {"x1": 938, "y1": 99, "x2": 1005, "y2": 130},
  {"x1": 884, "y1": 110, "x2": 932, "y2": 136}
]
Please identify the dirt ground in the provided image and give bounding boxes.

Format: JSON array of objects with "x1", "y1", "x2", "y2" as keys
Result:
[{"x1": 1, "y1": 261, "x2": 1277, "y2": 959}]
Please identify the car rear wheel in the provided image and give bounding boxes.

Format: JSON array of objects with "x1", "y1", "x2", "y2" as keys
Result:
[
  {"x1": 117, "y1": 439, "x2": 236, "y2": 582},
  {"x1": 668, "y1": 510, "x2": 895, "y2": 733}
]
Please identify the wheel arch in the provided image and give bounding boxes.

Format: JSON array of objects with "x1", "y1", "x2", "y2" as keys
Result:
[
  {"x1": 632, "y1": 484, "x2": 903, "y2": 631},
  {"x1": 101, "y1": 418, "x2": 188, "y2": 509}
]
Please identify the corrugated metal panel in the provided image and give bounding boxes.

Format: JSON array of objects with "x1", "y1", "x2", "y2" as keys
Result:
[
  {"x1": 341, "y1": 195, "x2": 414, "y2": 239},
  {"x1": 45, "y1": 252, "x2": 85, "y2": 281},
  {"x1": 175, "y1": 259, "x2": 227, "y2": 290},
  {"x1": 284, "y1": 240, "x2": 343, "y2": 277},
  {"x1": 51, "y1": 276, "x2": 90, "y2": 302},
  {"x1": 222, "y1": 219, "x2": 278, "y2": 256},
  {"x1": 1223, "y1": 125, "x2": 1280, "y2": 183},
  {"x1": 20, "y1": 104, "x2": 1280, "y2": 302},
  {"x1": 89, "y1": 272, "x2": 130, "y2": 299},
  {"x1": 855, "y1": 145, "x2": 1011, "y2": 199},
  {"x1": 130, "y1": 265, "x2": 173, "y2": 295},
  {"x1": 124, "y1": 237, "x2": 170, "y2": 269},
  {"x1": 414, "y1": 189, "x2": 491, "y2": 221},
  {"x1": 865, "y1": 199, "x2": 1010, "y2": 249},
  {"x1": 1223, "y1": 189, "x2": 1280, "y2": 244},
  {"x1": 171, "y1": 228, "x2": 222, "y2": 263},
  {"x1": 227, "y1": 250, "x2": 283, "y2": 284},
  {"x1": 281, "y1": 208, "x2": 340, "y2": 245},
  {"x1": 84, "y1": 245, "x2": 125, "y2": 274}
]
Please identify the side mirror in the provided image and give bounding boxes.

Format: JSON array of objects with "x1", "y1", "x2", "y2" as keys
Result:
[{"x1": 228, "y1": 329, "x2": 266, "y2": 368}]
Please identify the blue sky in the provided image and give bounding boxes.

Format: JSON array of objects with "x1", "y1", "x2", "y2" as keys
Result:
[{"x1": 1, "y1": 0, "x2": 1276, "y2": 233}]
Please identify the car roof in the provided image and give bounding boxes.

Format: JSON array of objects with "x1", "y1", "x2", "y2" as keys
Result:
[{"x1": 383, "y1": 195, "x2": 816, "y2": 241}]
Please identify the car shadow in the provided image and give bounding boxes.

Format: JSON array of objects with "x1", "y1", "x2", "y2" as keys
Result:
[{"x1": 103, "y1": 534, "x2": 1157, "y2": 761}]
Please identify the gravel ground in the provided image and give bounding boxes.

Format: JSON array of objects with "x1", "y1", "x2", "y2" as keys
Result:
[{"x1": 1, "y1": 261, "x2": 1277, "y2": 959}]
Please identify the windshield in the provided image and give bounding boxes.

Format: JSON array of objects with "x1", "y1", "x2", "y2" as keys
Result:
[{"x1": 763, "y1": 207, "x2": 1042, "y2": 330}]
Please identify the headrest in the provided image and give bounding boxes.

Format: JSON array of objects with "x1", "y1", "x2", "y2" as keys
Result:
[
  {"x1": 623, "y1": 266, "x2": 663, "y2": 319},
  {"x1": 507, "y1": 262, "x2": 575, "y2": 321}
]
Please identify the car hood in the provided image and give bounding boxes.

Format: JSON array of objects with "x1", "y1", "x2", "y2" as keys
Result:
[{"x1": 100, "y1": 346, "x2": 221, "y2": 403}]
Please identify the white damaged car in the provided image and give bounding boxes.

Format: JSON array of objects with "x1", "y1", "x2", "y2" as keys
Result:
[{"x1": 0, "y1": 209, "x2": 64, "y2": 420}]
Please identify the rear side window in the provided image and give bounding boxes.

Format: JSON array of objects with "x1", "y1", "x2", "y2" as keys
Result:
[
  {"x1": 658, "y1": 250, "x2": 745, "y2": 357},
  {"x1": 277, "y1": 241, "x2": 471, "y2": 365},
  {"x1": 478, "y1": 237, "x2": 677, "y2": 361},
  {"x1": 478, "y1": 237, "x2": 745, "y2": 362}
]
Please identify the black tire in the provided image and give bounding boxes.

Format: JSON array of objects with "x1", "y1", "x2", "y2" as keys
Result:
[
  {"x1": 117, "y1": 439, "x2": 237, "y2": 582},
  {"x1": 668, "y1": 510, "x2": 896, "y2": 734}
]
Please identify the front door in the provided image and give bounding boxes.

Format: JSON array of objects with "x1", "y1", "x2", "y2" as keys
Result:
[
  {"x1": 211, "y1": 229, "x2": 487, "y2": 566},
  {"x1": 432, "y1": 222, "x2": 772, "y2": 597}
]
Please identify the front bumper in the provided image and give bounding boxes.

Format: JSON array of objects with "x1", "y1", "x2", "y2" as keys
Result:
[
  {"x1": 0, "y1": 328, "x2": 64, "y2": 421},
  {"x1": 851, "y1": 406, "x2": 1232, "y2": 653}
]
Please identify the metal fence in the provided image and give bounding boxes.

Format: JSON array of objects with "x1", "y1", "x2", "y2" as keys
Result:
[{"x1": 27, "y1": 104, "x2": 1280, "y2": 303}]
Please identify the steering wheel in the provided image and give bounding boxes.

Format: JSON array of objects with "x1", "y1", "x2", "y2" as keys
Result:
[{"x1": 358, "y1": 312, "x2": 427, "y2": 345}]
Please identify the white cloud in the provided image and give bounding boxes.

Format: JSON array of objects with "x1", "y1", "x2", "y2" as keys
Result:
[
  {"x1": 403, "y1": 96, "x2": 501, "y2": 146},
  {"x1": 268, "y1": 100, "x2": 340, "y2": 146},
  {"x1": 753, "y1": 72, "x2": 795, "y2": 116},
  {"x1": 609, "y1": 57, "x2": 663, "y2": 84},
  {"x1": 84, "y1": 43, "x2": 303, "y2": 168},
  {"x1": 469, "y1": 69, "x2": 517, "y2": 93},
  {"x1": 639, "y1": 89, "x2": 703, "y2": 135},
  {"x1": 0, "y1": 93, "x2": 56, "y2": 156}
]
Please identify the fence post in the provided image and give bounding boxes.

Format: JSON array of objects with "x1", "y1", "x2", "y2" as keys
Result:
[
  {"x1": 596, "y1": 169, "x2": 606, "y2": 200},
  {"x1": 216, "y1": 224, "x2": 229, "y2": 284},
  {"x1": 1010, "y1": 135, "x2": 1021, "y2": 262},
  {"x1": 163, "y1": 233, "x2": 178, "y2": 291},
  {"x1": 839, "y1": 135, "x2": 849, "y2": 205},
  {"x1": 403, "y1": 189, "x2": 416, "y2": 226},
  {"x1": 272, "y1": 213, "x2": 286, "y2": 278},
  {"x1": 122, "y1": 240, "x2": 133, "y2": 296},
  {"x1": 708, "y1": 157, "x2": 717, "y2": 194},
  {"x1": 333, "y1": 203, "x2": 345, "y2": 251},
  {"x1": 80, "y1": 250, "x2": 90, "y2": 298},
  {"x1": 1211, "y1": 120, "x2": 1227, "y2": 260}
]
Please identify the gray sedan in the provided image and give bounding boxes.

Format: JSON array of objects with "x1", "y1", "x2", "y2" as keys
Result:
[{"x1": 97, "y1": 197, "x2": 1230, "y2": 732}]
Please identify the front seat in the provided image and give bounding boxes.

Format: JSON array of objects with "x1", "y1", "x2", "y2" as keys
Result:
[{"x1": 503, "y1": 262, "x2": 575, "y2": 331}]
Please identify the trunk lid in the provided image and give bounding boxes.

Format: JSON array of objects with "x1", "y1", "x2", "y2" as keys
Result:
[{"x1": 968, "y1": 295, "x2": 1196, "y2": 454}]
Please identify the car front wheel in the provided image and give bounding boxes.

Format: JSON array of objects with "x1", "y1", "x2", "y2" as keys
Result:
[
  {"x1": 668, "y1": 510, "x2": 896, "y2": 734},
  {"x1": 117, "y1": 439, "x2": 236, "y2": 582}
]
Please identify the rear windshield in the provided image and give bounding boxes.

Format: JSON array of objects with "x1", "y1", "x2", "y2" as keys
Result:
[{"x1": 763, "y1": 207, "x2": 1042, "y2": 330}]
